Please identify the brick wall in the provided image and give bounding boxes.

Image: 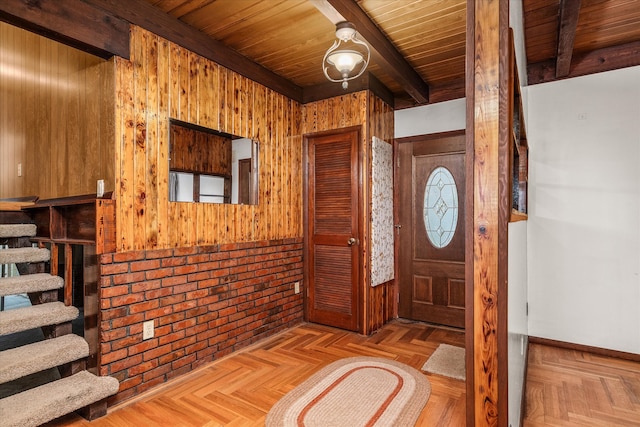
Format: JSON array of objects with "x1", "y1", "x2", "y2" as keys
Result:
[{"x1": 99, "y1": 238, "x2": 304, "y2": 404}]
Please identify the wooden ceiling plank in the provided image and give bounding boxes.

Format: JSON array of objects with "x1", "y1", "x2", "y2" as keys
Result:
[
  {"x1": 321, "y1": 0, "x2": 430, "y2": 104},
  {"x1": 556, "y1": 0, "x2": 582, "y2": 78},
  {"x1": 0, "y1": 0, "x2": 129, "y2": 59},
  {"x1": 85, "y1": 0, "x2": 303, "y2": 101},
  {"x1": 528, "y1": 40, "x2": 640, "y2": 85}
]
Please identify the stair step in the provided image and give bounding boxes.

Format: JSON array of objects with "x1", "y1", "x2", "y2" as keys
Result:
[
  {"x1": 0, "y1": 273, "x2": 64, "y2": 297},
  {"x1": 0, "y1": 247, "x2": 50, "y2": 264},
  {"x1": 0, "y1": 370, "x2": 120, "y2": 427},
  {"x1": 0, "y1": 334, "x2": 89, "y2": 384},
  {"x1": 0, "y1": 302, "x2": 79, "y2": 336},
  {"x1": 0, "y1": 223, "x2": 37, "y2": 238}
]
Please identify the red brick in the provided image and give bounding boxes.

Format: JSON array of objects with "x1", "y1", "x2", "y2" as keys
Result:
[
  {"x1": 137, "y1": 376, "x2": 166, "y2": 393},
  {"x1": 161, "y1": 275, "x2": 188, "y2": 287},
  {"x1": 129, "y1": 300, "x2": 160, "y2": 314},
  {"x1": 129, "y1": 359, "x2": 158, "y2": 376},
  {"x1": 159, "y1": 348, "x2": 185, "y2": 365},
  {"x1": 160, "y1": 295, "x2": 185, "y2": 307},
  {"x1": 187, "y1": 254, "x2": 210, "y2": 264},
  {"x1": 172, "y1": 318, "x2": 196, "y2": 331},
  {"x1": 144, "y1": 287, "x2": 173, "y2": 300},
  {"x1": 101, "y1": 348, "x2": 128, "y2": 364},
  {"x1": 174, "y1": 264, "x2": 199, "y2": 276},
  {"x1": 210, "y1": 252, "x2": 230, "y2": 261},
  {"x1": 131, "y1": 279, "x2": 161, "y2": 293},
  {"x1": 112, "y1": 271, "x2": 146, "y2": 285},
  {"x1": 145, "y1": 267, "x2": 174, "y2": 280},
  {"x1": 130, "y1": 259, "x2": 161, "y2": 272},
  {"x1": 143, "y1": 344, "x2": 172, "y2": 361},
  {"x1": 171, "y1": 335, "x2": 197, "y2": 351},
  {"x1": 110, "y1": 313, "x2": 144, "y2": 328},
  {"x1": 157, "y1": 312, "x2": 185, "y2": 326},
  {"x1": 117, "y1": 375, "x2": 143, "y2": 392},
  {"x1": 108, "y1": 353, "x2": 143, "y2": 373},
  {"x1": 173, "y1": 283, "x2": 197, "y2": 294},
  {"x1": 171, "y1": 354, "x2": 197, "y2": 370},
  {"x1": 187, "y1": 271, "x2": 211, "y2": 282},
  {"x1": 172, "y1": 300, "x2": 197, "y2": 312},
  {"x1": 102, "y1": 263, "x2": 129, "y2": 275},
  {"x1": 162, "y1": 256, "x2": 186, "y2": 267},
  {"x1": 100, "y1": 253, "x2": 113, "y2": 264},
  {"x1": 128, "y1": 339, "x2": 159, "y2": 356},
  {"x1": 145, "y1": 306, "x2": 174, "y2": 320},
  {"x1": 173, "y1": 247, "x2": 198, "y2": 256},
  {"x1": 102, "y1": 327, "x2": 127, "y2": 342},
  {"x1": 110, "y1": 293, "x2": 145, "y2": 307},
  {"x1": 113, "y1": 251, "x2": 146, "y2": 263},
  {"x1": 111, "y1": 335, "x2": 141, "y2": 351},
  {"x1": 146, "y1": 249, "x2": 173, "y2": 259},
  {"x1": 101, "y1": 306, "x2": 128, "y2": 321},
  {"x1": 158, "y1": 330, "x2": 185, "y2": 346},
  {"x1": 100, "y1": 299, "x2": 111, "y2": 310}
]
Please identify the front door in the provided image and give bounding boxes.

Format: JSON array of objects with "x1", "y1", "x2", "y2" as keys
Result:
[
  {"x1": 304, "y1": 128, "x2": 360, "y2": 331},
  {"x1": 397, "y1": 132, "x2": 465, "y2": 328}
]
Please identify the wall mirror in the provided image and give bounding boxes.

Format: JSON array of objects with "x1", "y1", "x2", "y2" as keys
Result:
[{"x1": 168, "y1": 119, "x2": 259, "y2": 205}]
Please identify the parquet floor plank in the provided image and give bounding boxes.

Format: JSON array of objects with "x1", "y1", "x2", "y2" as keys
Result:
[
  {"x1": 41, "y1": 323, "x2": 640, "y2": 426},
  {"x1": 44, "y1": 320, "x2": 465, "y2": 426},
  {"x1": 523, "y1": 343, "x2": 640, "y2": 427}
]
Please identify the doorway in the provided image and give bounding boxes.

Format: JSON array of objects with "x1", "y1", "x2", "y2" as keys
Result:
[
  {"x1": 397, "y1": 131, "x2": 465, "y2": 328},
  {"x1": 303, "y1": 127, "x2": 361, "y2": 331}
]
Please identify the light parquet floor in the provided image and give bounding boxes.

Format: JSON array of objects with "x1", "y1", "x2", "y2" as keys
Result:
[
  {"x1": 523, "y1": 343, "x2": 640, "y2": 427},
  {"x1": 45, "y1": 320, "x2": 466, "y2": 426}
]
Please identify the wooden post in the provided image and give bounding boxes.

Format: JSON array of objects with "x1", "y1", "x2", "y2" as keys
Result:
[{"x1": 466, "y1": 0, "x2": 510, "y2": 426}]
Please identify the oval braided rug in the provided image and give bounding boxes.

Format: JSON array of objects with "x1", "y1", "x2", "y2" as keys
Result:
[{"x1": 266, "y1": 357, "x2": 431, "y2": 427}]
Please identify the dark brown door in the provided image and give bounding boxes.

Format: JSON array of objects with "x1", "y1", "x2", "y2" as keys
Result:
[
  {"x1": 397, "y1": 132, "x2": 465, "y2": 328},
  {"x1": 304, "y1": 128, "x2": 360, "y2": 331}
]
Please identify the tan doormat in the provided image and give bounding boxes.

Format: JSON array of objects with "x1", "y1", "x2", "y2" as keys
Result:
[
  {"x1": 266, "y1": 356, "x2": 431, "y2": 427},
  {"x1": 421, "y1": 343, "x2": 465, "y2": 380}
]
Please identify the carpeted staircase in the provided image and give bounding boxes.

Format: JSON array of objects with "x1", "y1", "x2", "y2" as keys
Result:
[{"x1": 0, "y1": 223, "x2": 119, "y2": 427}]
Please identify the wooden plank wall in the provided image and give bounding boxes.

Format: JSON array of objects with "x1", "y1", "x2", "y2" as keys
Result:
[
  {"x1": 114, "y1": 26, "x2": 302, "y2": 251},
  {"x1": 301, "y1": 91, "x2": 395, "y2": 335},
  {"x1": 0, "y1": 22, "x2": 115, "y2": 200}
]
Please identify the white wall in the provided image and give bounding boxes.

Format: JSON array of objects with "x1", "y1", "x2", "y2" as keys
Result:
[
  {"x1": 527, "y1": 65, "x2": 640, "y2": 354},
  {"x1": 394, "y1": 98, "x2": 465, "y2": 138},
  {"x1": 508, "y1": 2, "x2": 529, "y2": 425}
]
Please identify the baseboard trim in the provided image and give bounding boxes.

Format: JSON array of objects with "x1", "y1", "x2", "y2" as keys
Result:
[
  {"x1": 520, "y1": 336, "x2": 529, "y2": 427},
  {"x1": 529, "y1": 336, "x2": 640, "y2": 362}
]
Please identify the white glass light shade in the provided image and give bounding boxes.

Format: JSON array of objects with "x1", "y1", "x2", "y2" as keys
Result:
[{"x1": 326, "y1": 50, "x2": 364, "y2": 75}]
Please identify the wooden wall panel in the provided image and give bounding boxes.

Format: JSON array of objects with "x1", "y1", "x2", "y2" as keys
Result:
[
  {"x1": 0, "y1": 22, "x2": 115, "y2": 200},
  {"x1": 114, "y1": 26, "x2": 302, "y2": 251}
]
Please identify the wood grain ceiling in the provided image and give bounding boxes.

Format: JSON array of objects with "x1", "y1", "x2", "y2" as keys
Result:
[{"x1": 2, "y1": 0, "x2": 639, "y2": 107}]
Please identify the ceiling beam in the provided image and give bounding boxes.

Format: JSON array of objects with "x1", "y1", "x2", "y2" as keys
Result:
[
  {"x1": 84, "y1": 0, "x2": 303, "y2": 102},
  {"x1": 0, "y1": 0, "x2": 129, "y2": 59},
  {"x1": 555, "y1": 0, "x2": 581, "y2": 78},
  {"x1": 318, "y1": 0, "x2": 430, "y2": 104},
  {"x1": 528, "y1": 40, "x2": 640, "y2": 84}
]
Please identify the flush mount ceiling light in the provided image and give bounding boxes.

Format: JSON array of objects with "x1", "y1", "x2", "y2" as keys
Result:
[{"x1": 322, "y1": 21, "x2": 370, "y2": 89}]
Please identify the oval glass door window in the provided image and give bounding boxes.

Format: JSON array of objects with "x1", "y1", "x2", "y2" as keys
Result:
[{"x1": 424, "y1": 166, "x2": 458, "y2": 248}]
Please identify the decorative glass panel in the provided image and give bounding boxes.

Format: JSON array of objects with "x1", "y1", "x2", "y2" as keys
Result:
[{"x1": 424, "y1": 166, "x2": 458, "y2": 248}]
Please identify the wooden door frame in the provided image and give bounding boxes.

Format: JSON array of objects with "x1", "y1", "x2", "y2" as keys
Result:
[{"x1": 302, "y1": 125, "x2": 364, "y2": 331}]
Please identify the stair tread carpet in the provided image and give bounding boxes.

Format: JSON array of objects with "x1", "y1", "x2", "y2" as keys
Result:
[
  {"x1": 0, "y1": 334, "x2": 89, "y2": 384},
  {"x1": 0, "y1": 302, "x2": 79, "y2": 335},
  {"x1": 0, "y1": 247, "x2": 50, "y2": 264},
  {"x1": 0, "y1": 273, "x2": 64, "y2": 297},
  {"x1": 0, "y1": 370, "x2": 120, "y2": 427},
  {"x1": 0, "y1": 224, "x2": 36, "y2": 238}
]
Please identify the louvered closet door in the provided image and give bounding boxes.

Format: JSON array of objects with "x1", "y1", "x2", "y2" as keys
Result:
[{"x1": 305, "y1": 128, "x2": 360, "y2": 331}]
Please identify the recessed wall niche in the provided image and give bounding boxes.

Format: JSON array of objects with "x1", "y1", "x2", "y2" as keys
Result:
[{"x1": 168, "y1": 119, "x2": 258, "y2": 205}]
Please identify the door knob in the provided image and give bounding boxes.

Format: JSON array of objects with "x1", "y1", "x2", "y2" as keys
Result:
[{"x1": 347, "y1": 237, "x2": 357, "y2": 246}]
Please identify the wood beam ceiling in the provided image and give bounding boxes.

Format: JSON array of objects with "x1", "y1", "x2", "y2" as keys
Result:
[
  {"x1": 555, "y1": 0, "x2": 581, "y2": 78},
  {"x1": 321, "y1": 0, "x2": 431, "y2": 105},
  {"x1": 529, "y1": 40, "x2": 640, "y2": 84},
  {"x1": 0, "y1": 0, "x2": 129, "y2": 59}
]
